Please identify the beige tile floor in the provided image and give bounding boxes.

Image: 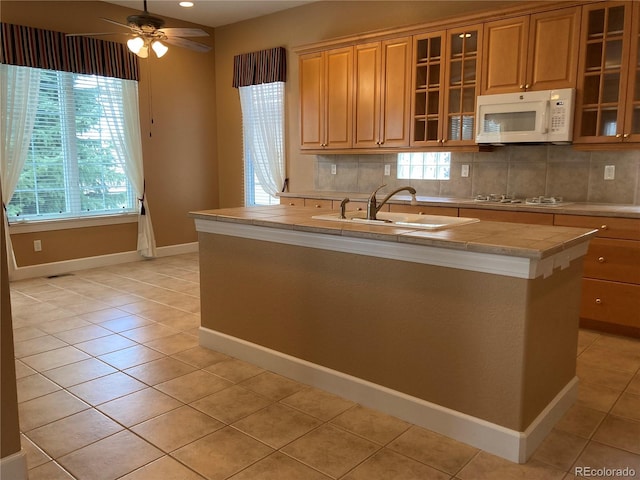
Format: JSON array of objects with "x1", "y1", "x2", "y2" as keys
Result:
[{"x1": 9, "y1": 253, "x2": 640, "y2": 480}]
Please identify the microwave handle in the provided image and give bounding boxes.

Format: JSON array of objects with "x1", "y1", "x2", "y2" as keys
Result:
[{"x1": 539, "y1": 101, "x2": 549, "y2": 134}]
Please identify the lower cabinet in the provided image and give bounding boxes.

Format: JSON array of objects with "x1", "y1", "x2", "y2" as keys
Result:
[
  {"x1": 389, "y1": 204, "x2": 458, "y2": 216},
  {"x1": 554, "y1": 214, "x2": 640, "y2": 337},
  {"x1": 458, "y1": 208, "x2": 554, "y2": 225}
]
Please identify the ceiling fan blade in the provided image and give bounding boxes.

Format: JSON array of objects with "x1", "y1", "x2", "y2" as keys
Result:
[
  {"x1": 163, "y1": 36, "x2": 212, "y2": 53},
  {"x1": 159, "y1": 27, "x2": 209, "y2": 38},
  {"x1": 65, "y1": 32, "x2": 125, "y2": 37},
  {"x1": 101, "y1": 17, "x2": 131, "y2": 29}
]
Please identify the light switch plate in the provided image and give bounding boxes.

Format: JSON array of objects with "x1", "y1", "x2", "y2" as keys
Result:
[
  {"x1": 604, "y1": 165, "x2": 615, "y2": 180},
  {"x1": 384, "y1": 164, "x2": 391, "y2": 176},
  {"x1": 331, "y1": 164, "x2": 337, "y2": 175},
  {"x1": 461, "y1": 164, "x2": 470, "y2": 178}
]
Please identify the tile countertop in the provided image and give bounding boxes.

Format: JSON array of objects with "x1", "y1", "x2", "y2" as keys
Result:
[
  {"x1": 190, "y1": 205, "x2": 597, "y2": 261},
  {"x1": 278, "y1": 192, "x2": 640, "y2": 219}
]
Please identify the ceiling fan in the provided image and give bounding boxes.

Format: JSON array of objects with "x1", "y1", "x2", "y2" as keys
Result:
[{"x1": 69, "y1": 0, "x2": 212, "y2": 58}]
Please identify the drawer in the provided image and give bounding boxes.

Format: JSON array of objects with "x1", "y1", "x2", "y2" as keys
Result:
[
  {"x1": 555, "y1": 215, "x2": 640, "y2": 240},
  {"x1": 334, "y1": 200, "x2": 368, "y2": 212},
  {"x1": 283, "y1": 197, "x2": 305, "y2": 207},
  {"x1": 583, "y1": 238, "x2": 640, "y2": 284},
  {"x1": 304, "y1": 199, "x2": 333, "y2": 209},
  {"x1": 580, "y1": 278, "x2": 640, "y2": 330},
  {"x1": 389, "y1": 204, "x2": 459, "y2": 216},
  {"x1": 459, "y1": 208, "x2": 553, "y2": 225}
]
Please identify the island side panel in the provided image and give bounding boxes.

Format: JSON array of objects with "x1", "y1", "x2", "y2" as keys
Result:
[
  {"x1": 521, "y1": 261, "x2": 582, "y2": 428},
  {"x1": 198, "y1": 232, "x2": 578, "y2": 432}
]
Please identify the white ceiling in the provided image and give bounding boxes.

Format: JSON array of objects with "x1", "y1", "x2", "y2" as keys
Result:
[{"x1": 103, "y1": 0, "x2": 315, "y2": 28}]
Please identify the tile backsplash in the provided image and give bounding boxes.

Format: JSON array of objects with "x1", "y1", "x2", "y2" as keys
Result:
[{"x1": 314, "y1": 146, "x2": 640, "y2": 204}]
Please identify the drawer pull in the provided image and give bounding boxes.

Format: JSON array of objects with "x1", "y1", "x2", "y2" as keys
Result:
[
  {"x1": 595, "y1": 298, "x2": 602, "y2": 305},
  {"x1": 600, "y1": 224, "x2": 608, "y2": 230},
  {"x1": 288, "y1": 202, "x2": 295, "y2": 206},
  {"x1": 598, "y1": 256, "x2": 605, "y2": 263},
  {"x1": 315, "y1": 204, "x2": 321, "y2": 208}
]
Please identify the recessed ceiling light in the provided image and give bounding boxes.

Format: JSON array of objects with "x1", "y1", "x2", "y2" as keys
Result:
[{"x1": 179, "y1": 1, "x2": 194, "y2": 7}]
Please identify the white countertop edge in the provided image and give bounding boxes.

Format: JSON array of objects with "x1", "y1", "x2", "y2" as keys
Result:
[{"x1": 195, "y1": 218, "x2": 586, "y2": 279}]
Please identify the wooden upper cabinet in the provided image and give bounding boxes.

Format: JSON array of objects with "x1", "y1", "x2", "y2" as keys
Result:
[
  {"x1": 299, "y1": 52, "x2": 323, "y2": 149},
  {"x1": 481, "y1": 6, "x2": 581, "y2": 94},
  {"x1": 299, "y1": 47, "x2": 353, "y2": 149},
  {"x1": 411, "y1": 30, "x2": 447, "y2": 146},
  {"x1": 354, "y1": 38, "x2": 412, "y2": 148},
  {"x1": 411, "y1": 26, "x2": 482, "y2": 146},
  {"x1": 443, "y1": 26, "x2": 483, "y2": 145},
  {"x1": 481, "y1": 16, "x2": 529, "y2": 94},
  {"x1": 574, "y1": 1, "x2": 640, "y2": 144}
]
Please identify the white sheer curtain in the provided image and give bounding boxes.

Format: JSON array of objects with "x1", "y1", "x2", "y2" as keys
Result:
[
  {"x1": 238, "y1": 82, "x2": 285, "y2": 199},
  {"x1": 0, "y1": 64, "x2": 42, "y2": 270},
  {"x1": 98, "y1": 77, "x2": 156, "y2": 258}
]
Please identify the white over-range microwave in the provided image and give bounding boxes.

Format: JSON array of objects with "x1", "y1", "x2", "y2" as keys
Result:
[{"x1": 475, "y1": 88, "x2": 575, "y2": 144}]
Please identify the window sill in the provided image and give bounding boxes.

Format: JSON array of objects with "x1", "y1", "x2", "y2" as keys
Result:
[{"x1": 8, "y1": 213, "x2": 138, "y2": 234}]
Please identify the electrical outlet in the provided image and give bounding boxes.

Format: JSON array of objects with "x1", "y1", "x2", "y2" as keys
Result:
[
  {"x1": 461, "y1": 164, "x2": 470, "y2": 178},
  {"x1": 604, "y1": 165, "x2": 615, "y2": 180},
  {"x1": 331, "y1": 164, "x2": 337, "y2": 175},
  {"x1": 384, "y1": 164, "x2": 391, "y2": 176},
  {"x1": 33, "y1": 240, "x2": 42, "y2": 252}
]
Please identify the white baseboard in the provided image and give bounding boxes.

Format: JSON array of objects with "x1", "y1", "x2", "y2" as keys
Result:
[
  {"x1": 199, "y1": 326, "x2": 578, "y2": 464},
  {"x1": 9, "y1": 242, "x2": 198, "y2": 281},
  {"x1": 0, "y1": 450, "x2": 28, "y2": 480}
]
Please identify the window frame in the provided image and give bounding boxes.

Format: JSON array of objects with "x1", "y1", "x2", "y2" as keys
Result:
[{"x1": 5, "y1": 66, "x2": 137, "y2": 224}]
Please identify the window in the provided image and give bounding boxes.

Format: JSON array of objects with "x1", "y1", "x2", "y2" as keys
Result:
[
  {"x1": 240, "y1": 81, "x2": 285, "y2": 206},
  {"x1": 6, "y1": 66, "x2": 135, "y2": 221},
  {"x1": 397, "y1": 152, "x2": 451, "y2": 180}
]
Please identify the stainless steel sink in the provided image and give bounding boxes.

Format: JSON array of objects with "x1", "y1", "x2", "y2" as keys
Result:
[{"x1": 312, "y1": 211, "x2": 480, "y2": 230}]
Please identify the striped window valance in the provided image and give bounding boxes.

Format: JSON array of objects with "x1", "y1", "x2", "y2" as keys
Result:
[
  {"x1": 1, "y1": 23, "x2": 139, "y2": 81},
  {"x1": 232, "y1": 46, "x2": 286, "y2": 88}
]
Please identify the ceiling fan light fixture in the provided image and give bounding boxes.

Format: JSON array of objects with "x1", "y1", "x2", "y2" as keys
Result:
[
  {"x1": 152, "y1": 40, "x2": 169, "y2": 58},
  {"x1": 127, "y1": 36, "x2": 145, "y2": 54}
]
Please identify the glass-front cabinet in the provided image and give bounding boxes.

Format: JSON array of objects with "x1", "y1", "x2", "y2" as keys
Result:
[
  {"x1": 445, "y1": 27, "x2": 482, "y2": 145},
  {"x1": 411, "y1": 25, "x2": 482, "y2": 147},
  {"x1": 574, "y1": 1, "x2": 640, "y2": 144}
]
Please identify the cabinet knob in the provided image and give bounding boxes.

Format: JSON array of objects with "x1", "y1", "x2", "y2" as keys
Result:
[
  {"x1": 315, "y1": 204, "x2": 322, "y2": 208},
  {"x1": 600, "y1": 224, "x2": 608, "y2": 231},
  {"x1": 288, "y1": 202, "x2": 295, "y2": 206},
  {"x1": 519, "y1": 84, "x2": 524, "y2": 89},
  {"x1": 624, "y1": 133, "x2": 630, "y2": 138},
  {"x1": 525, "y1": 84, "x2": 530, "y2": 89},
  {"x1": 595, "y1": 298, "x2": 602, "y2": 305},
  {"x1": 616, "y1": 134, "x2": 622, "y2": 138},
  {"x1": 598, "y1": 256, "x2": 605, "y2": 263}
]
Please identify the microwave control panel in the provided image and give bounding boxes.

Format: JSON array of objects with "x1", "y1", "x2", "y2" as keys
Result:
[{"x1": 550, "y1": 100, "x2": 569, "y2": 134}]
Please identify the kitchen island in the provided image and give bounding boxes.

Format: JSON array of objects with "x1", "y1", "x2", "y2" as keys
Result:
[{"x1": 191, "y1": 205, "x2": 597, "y2": 463}]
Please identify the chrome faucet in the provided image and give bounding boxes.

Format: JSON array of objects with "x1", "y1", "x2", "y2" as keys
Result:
[
  {"x1": 339, "y1": 197, "x2": 350, "y2": 219},
  {"x1": 366, "y1": 184, "x2": 417, "y2": 220}
]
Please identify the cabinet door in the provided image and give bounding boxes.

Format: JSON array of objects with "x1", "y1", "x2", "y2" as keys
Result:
[
  {"x1": 527, "y1": 7, "x2": 581, "y2": 91},
  {"x1": 444, "y1": 26, "x2": 482, "y2": 145},
  {"x1": 380, "y1": 37, "x2": 412, "y2": 147},
  {"x1": 411, "y1": 31, "x2": 447, "y2": 146},
  {"x1": 574, "y1": 2, "x2": 633, "y2": 143},
  {"x1": 299, "y1": 52, "x2": 324, "y2": 149},
  {"x1": 481, "y1": 16, "x2": 529, "y2": 94},
  {"x1": 623, "y1": 1, "x2": 640, "y2": 142},
  {"x1": 325, "y1": 47, "x2": 353, "y2": 149},
  {"x1": 354, "y1": 43, "x2": 381, "y2": 148}
]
